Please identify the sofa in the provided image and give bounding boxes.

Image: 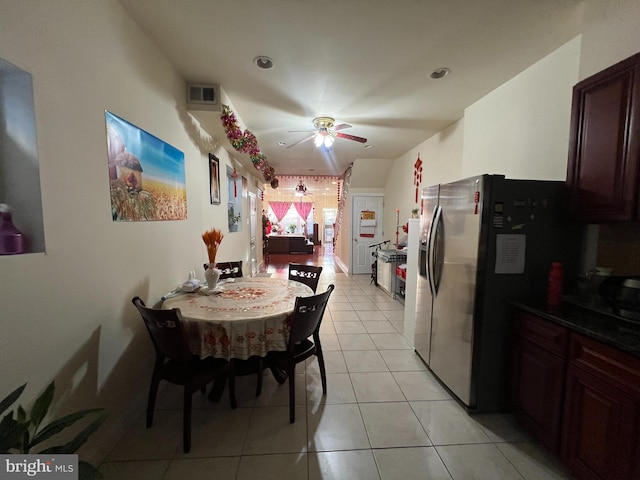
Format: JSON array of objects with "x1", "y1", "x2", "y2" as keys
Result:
[{"x1": 266, "y1": 234, "x2": 314, "y2": 254}]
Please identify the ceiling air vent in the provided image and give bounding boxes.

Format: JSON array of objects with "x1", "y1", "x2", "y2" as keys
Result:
[{"x1": 186, "y1": 83, "x2": 221, "y2": 111}]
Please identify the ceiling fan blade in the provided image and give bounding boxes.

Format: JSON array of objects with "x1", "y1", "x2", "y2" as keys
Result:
[
  {"x1": 287, "y1": 129, "x2": 315, "y2": 133},
  {"x1": 286, "y1": 134, "x2": 315, "y2": 148},
  {"x1": 333, "y1": 123, "x2": 352, "y2": 131},
  {"x1": 336, "y1": 132, "x2": 367, "y2": 143}
]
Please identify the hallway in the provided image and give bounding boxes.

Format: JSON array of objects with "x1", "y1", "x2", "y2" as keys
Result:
[{"x1": 100, "y1": 248, "x2": 570, "y2": 479}]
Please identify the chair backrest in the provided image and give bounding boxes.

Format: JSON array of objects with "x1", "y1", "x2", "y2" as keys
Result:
[
  {"x1": 288, "y1": 284, "x2": 335, "y2": 349},
  {"x1": 132, "y1": 296, "x2": 193, "y2": 363},
  {"x1": 288, "y1": 263, "x2": 323, "y2": 293},
  {"x1": 215, "y1": 261, "x2": 243, "y2": 279}
]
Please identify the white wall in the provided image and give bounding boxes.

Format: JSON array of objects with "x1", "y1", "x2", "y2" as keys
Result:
[
  {"x1": 462, "y1": 36, "x2": 582, "y2": 180},
  {"x1": 579, "y1": 0, "x2": 640, "y2": 80},
  {"x1": 382, "y1": 120, "x2": 464, "y2": 247},
  {"x1": 0, "y1": 0, "x2": 261, "y2": 462}
]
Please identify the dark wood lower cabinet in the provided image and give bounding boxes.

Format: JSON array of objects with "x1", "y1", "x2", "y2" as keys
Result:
[
  {"x1": 562, "y1": 334, "x2": 640, "y2": 480},
  {"x1": 562, "y1": 364, "x2": 636, "y2": 479},
  {"x1": 511, "y1": 309, "x2": 640, "y2": 479},
  {"x1": 511, "y1": 336, "x2": 566, "y2": 453}
]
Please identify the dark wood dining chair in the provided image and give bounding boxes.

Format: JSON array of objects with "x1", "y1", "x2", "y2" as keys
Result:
[
  {"x1": 132, "y1": 296, "x2": 232, "y2": 453},
  {"x1": 265, "y1": 284, "x2": 335, "y2": 423},
  {"x1": 215, "y1": 261, "x2": 243, "y2": 279},
  {"x1": 288, "y1": 263, "x2": 323, "y2": 293}
]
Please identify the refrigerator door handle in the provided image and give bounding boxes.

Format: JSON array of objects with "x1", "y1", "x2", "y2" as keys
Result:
[{"x1": 427, "y1": 205, "x2": 442, "y2": 296}]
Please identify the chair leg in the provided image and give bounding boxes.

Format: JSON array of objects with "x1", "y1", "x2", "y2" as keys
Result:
[
  {"x1": 288, "y1": 364, "x2": 296, "y2": 423},
  {"x1": 316, "y1": 346, "x2": 327, "y2": 395},
  {"x1": 146, "y1": 373, "x2": 161, "y2": 428},
  {"x1": 183, "y1": 387, "x2": 192, "y2": 453}
]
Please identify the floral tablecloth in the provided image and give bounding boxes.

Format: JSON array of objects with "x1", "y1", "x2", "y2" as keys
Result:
[{"x1": 161, "y1": 277, "x2": 313, "y2": 360}]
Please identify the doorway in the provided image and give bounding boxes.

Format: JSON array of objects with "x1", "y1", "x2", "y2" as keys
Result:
[
  {"x1": 323, "y1": 208, "x2": 336, "y2": 244},
  {"x1": 351, "y1": 194, "x2": 384, "y2": 275}
]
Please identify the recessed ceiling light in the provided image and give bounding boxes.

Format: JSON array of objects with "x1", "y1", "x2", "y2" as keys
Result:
[
  {"x1": 430, "y1": 67, "x2": 450, "y2": 79},
  {"x1": 276, "y1": 141, "x2": 287, "y2": 146},
  {"x1": 254, "y1": 56, "x2": 274, "y2": 69}
]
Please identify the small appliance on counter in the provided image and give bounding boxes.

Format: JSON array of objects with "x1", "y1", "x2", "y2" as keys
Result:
[{"x1": 599, "y1": 276, "x2": 640, "y2": 321}]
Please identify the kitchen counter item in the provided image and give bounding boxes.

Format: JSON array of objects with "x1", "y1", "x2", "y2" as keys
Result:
[
  {"x1": 599, "y1": 276, "x2": 640, "y2": 320},
  {"x1": 512, "y1": 298, "x2": 640, "y2": 359}
]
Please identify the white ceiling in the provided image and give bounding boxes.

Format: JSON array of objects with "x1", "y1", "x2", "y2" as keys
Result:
[{"x1": 118, "y1": 0, "x2": 584, "y2": 180}]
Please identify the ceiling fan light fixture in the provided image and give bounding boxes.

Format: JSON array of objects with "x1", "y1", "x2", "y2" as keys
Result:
[
  {"x1": 323, "y1": 135, "x2": 335, "y2": 148},
  {"x1": 294, "y1": 180, "x2": 307, "y2": 196},
  {"x1": 314, "y1": 134, "x2": 324, "y2": 148}
]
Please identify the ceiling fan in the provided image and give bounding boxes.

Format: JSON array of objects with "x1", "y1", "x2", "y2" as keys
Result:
[{"x1": 287, "y1": 117, "x2": 367, "y2": 149}]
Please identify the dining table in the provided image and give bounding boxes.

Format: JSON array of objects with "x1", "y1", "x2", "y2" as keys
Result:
[{"x1": 161, "y1": 276, "x2": 314, "y2": 361}]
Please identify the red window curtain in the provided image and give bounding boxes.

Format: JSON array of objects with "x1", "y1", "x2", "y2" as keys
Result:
[
  {"x1": 294, "y1": 201, "x2": 313, "y2": 222},
  {"x1": 268, "y1": 201, "x2": 292, "y2": 223}
]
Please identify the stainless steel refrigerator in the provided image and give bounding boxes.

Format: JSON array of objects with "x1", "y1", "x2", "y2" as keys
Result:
[{"x1": 414, "y1": 174, "x2": 581, "y2": 412}]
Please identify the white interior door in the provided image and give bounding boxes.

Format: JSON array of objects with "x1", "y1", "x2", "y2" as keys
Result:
[{"x1": 351, "y1": 195, "x2": 384, "y2": 275}]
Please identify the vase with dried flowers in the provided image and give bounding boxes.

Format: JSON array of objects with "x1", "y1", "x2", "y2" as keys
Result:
[{"x1": 202, "y1": 227, "x2": 224, "y2": 289}]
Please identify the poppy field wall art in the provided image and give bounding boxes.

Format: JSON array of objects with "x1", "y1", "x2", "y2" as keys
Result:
[{"x1": 105, "y1": 111, "x2": 187, "y2": 221}]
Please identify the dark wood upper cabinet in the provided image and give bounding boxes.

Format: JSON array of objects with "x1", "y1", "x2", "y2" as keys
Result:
[{"x1": 566, "y1": 52, "x2": 640, "y2": 222}]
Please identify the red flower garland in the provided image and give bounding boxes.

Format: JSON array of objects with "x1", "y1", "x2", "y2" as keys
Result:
[{"x1": 220, "y1": 105, "x2": 278, "y2": 187}]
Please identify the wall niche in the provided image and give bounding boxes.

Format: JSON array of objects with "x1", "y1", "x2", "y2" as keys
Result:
[{"x1": 0, "y1": 57, "x2": 45, "y2": 254}]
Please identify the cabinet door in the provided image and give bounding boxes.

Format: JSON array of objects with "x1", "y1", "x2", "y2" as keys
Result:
[
  {"x1": 511, "y1": 336, "x2": 566, "y2": 453},
  {"x1": 566, "y1": 52, "x2": 640, "y2": 222},
  {"x1": 562, "y1": 365, "x2": 640, "y2": 480}
]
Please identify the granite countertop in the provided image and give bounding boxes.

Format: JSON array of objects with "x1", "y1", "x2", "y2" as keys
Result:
[{"x1": 511, "y1": 296, "x2": 640, "y2": 359}]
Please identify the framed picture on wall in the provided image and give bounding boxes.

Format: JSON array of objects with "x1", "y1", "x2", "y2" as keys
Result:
[
  {"x1": 105, "y1": 111, "x2": 186, "y2": 221},
  {"x1": 209, "y1": 153, "x2": 221, "y2": 205}
]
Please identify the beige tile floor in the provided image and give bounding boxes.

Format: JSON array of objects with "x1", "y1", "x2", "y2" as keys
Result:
[{"x1": 100, "y1": 271, "x2": 572, "y2": 479}]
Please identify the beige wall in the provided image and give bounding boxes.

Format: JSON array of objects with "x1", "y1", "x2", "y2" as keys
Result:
[
  {"x1": 578, "y1": 0, "x2": 640, "y2": 80},
  {"x1": 0, "y1": 0, "x2": 262, "y2": 462},
  {"x1": 462, "y1": 36, "x2": 582, "y2": 180}
]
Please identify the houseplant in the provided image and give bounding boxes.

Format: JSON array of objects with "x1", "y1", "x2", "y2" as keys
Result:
[{"x1": 0, "y1": 382, "x2": 107, "y2": 479}]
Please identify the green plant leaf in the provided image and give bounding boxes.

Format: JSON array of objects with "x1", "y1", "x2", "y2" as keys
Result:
[
  {"x1": 30, "y1": 382, "x2": 55, "y2": 430},
  {"x1": 17, "y1": 406, "x2": 26, "y2": 423},
  {"x1": 0, "y1": 384, "x2": 26, "y2": 416},
  {"x1": 0, "y1": 413, "x2": 25, "y2": 453},
  {"x1": 31, "y1": 409, "x2": 105, "y2": 450}
]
